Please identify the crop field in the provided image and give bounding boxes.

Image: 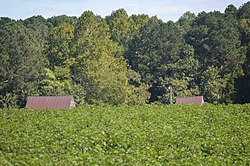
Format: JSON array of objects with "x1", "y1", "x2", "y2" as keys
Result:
[{"x1": 0, "y1": 104, "x2": 249, "y2": 165}]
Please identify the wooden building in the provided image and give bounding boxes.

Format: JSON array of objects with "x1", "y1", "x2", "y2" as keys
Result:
[
  {"x1": 26, "y1": 96, "x2": 75, "y2": 110},
  {"x1": 176, "y1": 96, "x2": 204, "y2": 105}
]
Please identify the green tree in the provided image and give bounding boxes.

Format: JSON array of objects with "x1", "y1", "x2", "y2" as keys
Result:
[
  {"x1": 126, "y1": 69, "x2": 150, "y2": 105},
  {"x1": 106, "y1": 9, "x2": 133, "y2": 48},
  {"x1": 47, "y1": 15, "x2": 77, "y2": 28},
  {"x1": 44, "y1": 22, "x2": 86, "y2": 105},
  {"x1": 39, "y1": 67, "x2": 86, "y2": 106},
  {"x1": 106, "y1": 9, "x2": 149, "y2": 52},
  {"x1": 0, "y1": 19, "x2": 47, "y2": 107},
  {"x1": 127, "y1": 18, "x2": 198, "y2": 103},
  {"x1": 23, "y1": 16, "x2": 49, "y2": 53},
  {"x1": 225, "y1": 4, "x2": 237, "y2": 17},
  {"x1": 237, "y1": 1, "x2": 250, "y2": 19},
  {"x1": 130, "y1": 14, "x2": 149, "y2": 32},
  {"x1": 39, "y1": 67, "x2": 73, "y2": 95},
  {"x1": 235, "y1": 2, "x2": 250, "y2": 103},
  {"x1": 178, "y1": 11, "x2": 196, "y2": 34},
  {"x1": 200, "y1": 66, "x2": 227, "y2": 103},
  {"x1": 73, "y1": 11, "x2": 145, "y2": 105},
  {"x1": 186, "y1": 11, "x2": 246, "y2": 103},
  {"x1": 83, "y1": 53, "x2": 129, "y2": 105},
  {"x1": 0, "y1": 93, "x2": 18, "y2": 108},
  {"x1": 46, "y1": 23, "x2": 75, "y2": 67}
]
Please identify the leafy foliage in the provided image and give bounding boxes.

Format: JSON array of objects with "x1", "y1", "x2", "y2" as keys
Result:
[
  {"x1": 46, "y1": 23, "x2": 75, "y2": 67},
  {"x1": 0, "y1": 2, "x2": 250, "y2": 107},
  {"x1": 186, "y1": 11, "x2": 246, "y2": 103},
  {"x1": 73, "y1": 11, "x2": 128, "y2": 105},
  {"x1": 127, "y1": 18, "x2": 198, "y2": 103},
  {"x1": 0, "y1": 19, "x2": 47, "y2": 107},
  {"x1": 0, "y1": 104, "x2": 249, "y2": 165},
  {"x1": 235, "y1": 2, "x2": 250, "y2": 103}
]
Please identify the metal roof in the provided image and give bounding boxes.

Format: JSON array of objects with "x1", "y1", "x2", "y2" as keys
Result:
[
  {"x1": 26, "y1": 96, "x2": 75, "y2": 110},
  {"x1": 176, "y1": 96, "x2": 204, "y2": 105}
]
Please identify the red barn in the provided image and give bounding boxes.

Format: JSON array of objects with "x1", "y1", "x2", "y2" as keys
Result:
[
  {"x1": 176, "y1": 96, "x2": 204, "y2": 105},
  {"x1": 26, "y1": 96, "x2": 75, "y2": 110}
]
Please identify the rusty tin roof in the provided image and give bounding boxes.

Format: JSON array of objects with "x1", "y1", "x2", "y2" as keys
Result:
[
  {"x1": 176, "y1": 96, "x2": 204, "y2": 105},
  {"x1": 26, "y1": 96, "x2": 75, "y2": 110}
]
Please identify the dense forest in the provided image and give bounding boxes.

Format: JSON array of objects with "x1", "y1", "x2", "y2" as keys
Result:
[{"x1": 0, "y1": 2, "x2": 250, "y2": 108}]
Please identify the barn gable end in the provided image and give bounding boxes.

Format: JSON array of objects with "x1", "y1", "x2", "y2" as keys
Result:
[{"x1": 26, "y1": 96, "x2": 75, "y2": 110}]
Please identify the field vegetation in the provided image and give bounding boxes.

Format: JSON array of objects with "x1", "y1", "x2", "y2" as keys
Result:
[{"x1": 0, "y1": 104, "x2": 249, "y2": 165}]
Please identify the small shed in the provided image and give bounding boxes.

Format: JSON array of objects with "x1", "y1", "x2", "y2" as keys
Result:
[
  {"x1": 26, "y1": 96, "x2": 75, "y2": 110},
  {"x1": 176, "y1": 96, "x2": 204, "y2": 105}
]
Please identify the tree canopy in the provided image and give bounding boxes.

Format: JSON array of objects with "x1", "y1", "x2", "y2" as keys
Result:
[{"x1": 0, "y1": 2, "x2": 249, "y2": 108}]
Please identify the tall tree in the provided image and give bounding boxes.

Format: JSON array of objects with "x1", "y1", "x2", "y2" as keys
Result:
[
  {"x1": 73, "y1": 11, "x2": 146, "y2": 105},
  {"x1": 130, "y1": 14, "x2": 149, "y2": 32},
  {"x1": 127, "y1": 18, "x2": 198, "y2": 103},
  {"x1": 0, "y1": 19, "x2": 47, "y2": 107},
  {"x1": 235, "y1": 2, "x2": 250, "y2": 103},
  {"x1": 46, "y1": 23, "x2": 75, "y2": 67},
  {"x1": 225, "y1": 4, "x2": 237, "y2": 17},
  {"x1": 106, "y1": 9, "x2": 132, "y2": 49},
  {"x1": 178, "y1": 11, "x2": 196, "y2": 34},
  {"x1": 23, "y1": 16, "x2": 49, "y2": 51},
  {"x1": 106, "y1": 9, "x2": 149, "y2": 54},
  {"x1": 43, "y1": 23, "x2": 86, "y2": 105},
  {"x1": 186, "y1": 11, "x2": 246, "y2": 103},
  {"x1": 47, "y1": 15, "x2": 77, "y2": 28},
  {"x1": 39, "y1": 67, "x2": 74, "y2": 96},
  {"x1": 237, "y1": 1, "x2": 250, "y2": 19}
]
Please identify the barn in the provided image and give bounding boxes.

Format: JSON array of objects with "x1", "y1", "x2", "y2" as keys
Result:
[
  {"x1": 176, "y1": 96, "x2": 204, "y2": 105},
  {"x1": 26, "y1": 96, "x2": 75, "y2": 110}
]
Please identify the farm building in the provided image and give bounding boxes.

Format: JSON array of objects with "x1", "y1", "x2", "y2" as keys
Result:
[
  {"x1": 176, "y1": 96, "x2": 204, "y2": 105},
  {"x1": 26, "y1": 96, "x2": 75, "y2": 110}
]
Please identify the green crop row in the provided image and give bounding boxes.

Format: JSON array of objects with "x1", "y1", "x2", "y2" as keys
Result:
[{"x1": 0, "y1": 104, "x2": 249, "y2": 165}]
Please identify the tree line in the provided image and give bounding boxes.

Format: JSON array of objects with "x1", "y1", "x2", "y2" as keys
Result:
[{"x1": 0, "y1": 2, "x2": 249, "y2": 108}]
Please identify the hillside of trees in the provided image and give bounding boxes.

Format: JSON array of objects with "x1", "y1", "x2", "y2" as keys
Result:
[{"x1": 0, "y1": 2, "x2": 250, "y2": 108}]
